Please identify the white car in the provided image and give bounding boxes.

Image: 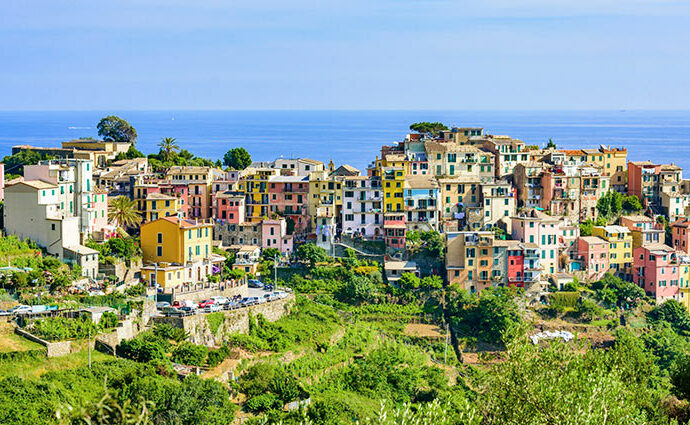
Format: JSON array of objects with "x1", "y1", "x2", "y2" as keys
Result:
[
  {"x1": 272, "y1": 291, "x2": 289, "y2": 299},
  {"x1": 210, "y1": 296, "x2": 228, "y2": 305},
  {"x1": 255, "y1": 296, "x2": 267, "y2": 304},
  {"x1": 204, "y1": 303, "x2": 222, "y2": 313}
]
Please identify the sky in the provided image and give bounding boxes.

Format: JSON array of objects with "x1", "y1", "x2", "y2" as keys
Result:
[{"x1": 1, "y1": 0, "x2": 690, "y2": 110}]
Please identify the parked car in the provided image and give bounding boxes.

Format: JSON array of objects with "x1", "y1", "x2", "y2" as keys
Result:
[
  {"x1": 180, "y1": 306, "x2": 197, "y2": 315},
  {"x1": 172, "y1": 300, "x2": 197, "y2": 309},
  {"x1": 0, "y1": 310, "x2": 11, "y2": 316},
  {"x1": 263, "y1": 284, "x2": 275, "y2": 292},
  {"x1": 239, "y1": 297, "x2": 259, "y2": 307},
  {"x1": 161, "y1": 306, "x2": 189, "y2": 317},
  {"x1": 156, "y1": 301, "x2": 171, "y2": 310},
  {"x1": 255, "y1": 296, "x2": 267, "y2": 304},
  {"x1": 247, "y1": 279, "x2": 264, "y2": 289},
  {"x1": 10, "y1": 305, "x2": 57, "y2": 315},
  {"x1": 204, "y1": 303, "x2": 222, "y2": 313},
  {"x1": 263, "y1": 293, "x2": 278, "y2": 302},
  {"x1": 198, "y1": 299, "x2": 215, "y2": 308},
  {"x1": 223, "y1": 301, "x2": 240, "y2": 310},
  {"x1": 272, "y1": 291, "x2": 289, "y2": 300},
  {"x1": 211, "y1": 296, "x2": 229, "y2": 305}
]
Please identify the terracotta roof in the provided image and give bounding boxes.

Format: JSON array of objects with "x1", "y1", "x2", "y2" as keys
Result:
[
  {"x1": 158, "y1": 216, "x2": 211, "y2": 229},
  {"x1": 146, "y1": 193, "x2": 177, "y2": 201},
  {"x1": 579, "y1": 236, "x2": 608, "y2": 245}
]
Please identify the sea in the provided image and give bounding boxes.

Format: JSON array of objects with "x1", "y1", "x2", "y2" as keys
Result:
[{"x1": 1, "y1": 110, "x2": 689, "y2": 174}]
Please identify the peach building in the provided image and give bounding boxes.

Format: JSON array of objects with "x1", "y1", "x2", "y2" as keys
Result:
[{"x1": 576, "y1": 236, "x2": 609, "y2": 280}]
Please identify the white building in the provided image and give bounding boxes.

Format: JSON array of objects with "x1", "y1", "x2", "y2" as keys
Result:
[
  {"x1": 342, "y1": 176, "x2": 383, "y2": 239},
  {"x1": 272, "y1": 158, "x2": 325, "y2": 176},
  {"x1": 404, "y1": 175, "x2": 440, "y2": 232},
  {"x1": 3, "y1": 180, "x2": 99, "y2": 279}
]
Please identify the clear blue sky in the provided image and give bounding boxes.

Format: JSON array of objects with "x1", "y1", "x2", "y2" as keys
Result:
[{"x1": 2, "y1": 0, "x2": 689, "y2": 110}]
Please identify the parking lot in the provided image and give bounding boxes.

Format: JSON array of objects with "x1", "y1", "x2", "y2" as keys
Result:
[{"x1": 156, "y1": 286, "x2": 289, "y2": 317}]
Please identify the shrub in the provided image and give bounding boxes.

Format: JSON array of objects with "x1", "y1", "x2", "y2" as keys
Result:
[
  {"x1": 116, "y1": 332, "x2": 169, "y2": 362},
  {"x1": 549, "y1": 292, "x2": 580, "y2": 310},
  {"x1": 207, "y1": 345, "x2": 231, "y2": 367},
  {"x1": 244, "y1": 393, "x2": 281, "y2": 413},
  {"x1": 171, "y1": 342, "x2": 208, "y2": 366}
]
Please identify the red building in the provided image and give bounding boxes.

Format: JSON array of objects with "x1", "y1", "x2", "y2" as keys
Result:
[
  {"x1": 506, "y1": 248, "x2": 525, "y2": 287},
  {"x1": 671, "y1": 217, "x2": 690, "y2": 254},
  {"x1": 212, "y1": 191, "x2": 245, "y2": 224},
  {"x1": 383, "y1": 213, "x2": 406, "y2": 249},
  {"x1": 633, "y1": 244, "x2": 680, "y2": 302}
]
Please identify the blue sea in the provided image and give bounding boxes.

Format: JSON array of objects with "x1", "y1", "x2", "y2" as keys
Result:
[{"x1": 1, "y1": 110, "x2": 689, "y2": 174}]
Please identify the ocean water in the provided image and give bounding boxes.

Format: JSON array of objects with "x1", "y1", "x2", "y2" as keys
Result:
[{"x1": 1, "y1": 110, "x2": 689, "y2": 174}]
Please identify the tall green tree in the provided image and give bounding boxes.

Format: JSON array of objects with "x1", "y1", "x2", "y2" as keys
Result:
[
  {"x1": 97, "y1": 116, "x2": 137, "y2": 145},
  {"x1": 223, "y1": 148, "x2": 252, "y2": 170},
  {"x1": 546, "y1": 138, "x2": 557, "y2": 149},
  {"x1": 157, "y1": 137, "x2": 179, "y2": 161},
  {"x1": 409, "y1": 122, "x2": 448, "y2": 134},
  {"x1": 108, "y1": 196, "x2": 142, "y2": 228}
]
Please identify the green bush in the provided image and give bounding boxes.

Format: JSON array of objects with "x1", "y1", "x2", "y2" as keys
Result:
[
  {"x1": 206, "y1": 345, "x2": 231, "y2": 367},
  {"x1": 549, "y1": 292, "x2": 580, "y2": 309},
  {"x1": 171, "y1": 342, "x2": 208, "y2": 366},
  {"x1": 244, "y1": 393, "x2": 281, "y2": 413},
  {"x1": 153, "y1": 323, "x2": 189, "y2": 343},
  {"x1": 116, "y1": 332, "x2": 169, "y2": 362}
]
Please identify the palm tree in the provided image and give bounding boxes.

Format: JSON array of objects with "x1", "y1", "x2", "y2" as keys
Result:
[
  {"x1": 158, "y1": 137, "x2": 179, "y2": 162},
  {"x1": 108, "y1": 196, "x2": 142, "y2": 229}
]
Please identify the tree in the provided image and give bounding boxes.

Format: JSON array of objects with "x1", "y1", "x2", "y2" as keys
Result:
[
  {"x1": 157, "y1": 137, "x2": 179, "y2": 161},
  {"x1": 648, "y1": 299, "x2": 690, "y2": 333},
  {"x1": 108, "y1": 196, "x2": 142, "y2": 228},
  {"x1": 671, "y1": 354, "x2": 690, "y2": 400},
  {"x1": 340, "y1": 275, "x2": 375, "y2": 303},
  {"x1": 622, "y1": 195, "x2": 643, "y2": 212},
  {"x1": 1, "y1": 150, "x2": 51, "y2": 176},
  {"x1": 398, "y1": 272, "x2": 421, "y2": 290},
  {"x1": 114, "y1": 145, "x2": 145, "y2": 161},
  {"x1": 296, "y1": 243, "x2": 330, "y2": 268},
  {"x1": 223, "y1": 148, "x2": 252, "y2": 170},
  {"x1": 261, "y1": 247, "x2": 280, "y2": 262},
  {"x1": 546, "y1": 138, "x2": 557, "y2": 149},
  {"x1": 97, "y1": 115, "x2": 137, "y2": 145},
  {"x1": 409, "y1": 122, "x2": 448, "y2": 134},
  {"x1": 171, "y1": 342, "x2": 208, "y2": 366}
]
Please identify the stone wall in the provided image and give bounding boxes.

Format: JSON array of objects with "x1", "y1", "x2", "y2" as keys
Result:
[
  {"x1": 15, "y1": 327, "x2": 72, "y2": 358},
  {"x1": 158, "y1": 284, "x2": 249, "y2": 304},
  {"x1": 95, "y1": 319, "x2": 142, "y2": 353},
  {"x1": 151, "y1": 295, "x2": 294, "y2": 347}
]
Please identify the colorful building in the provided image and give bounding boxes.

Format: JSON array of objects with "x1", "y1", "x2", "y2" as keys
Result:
[
  {"x1": 145, "y1": 193, "x2": 180, "y2": 222},
  {"x1": 446, "y1": 231, "x2": 495, "y2": 293},
  {"x1": 672, "y1": 217, "x2": 690, "y2": 254},
  {"x1": 633, "y1": 244, "x2": 680, "y2": 302},
  {"x1": 511, "y1": 208, "x2": 560, "y2": 275},
  {"x1": 592, "y1": 225, "x2": 633, "y2": 279},
  {"x1": 576, "y1": 236, "x2": 609, "y2": 280},
  {"x1": 620, "y1": 215, "x2": 664, "y2": 248},
  {"x1": 268, "y1": 175, "x2": 310, "y2": 234},
  {"x1": 140, "y1": 216, "x2": 223, "y2": 287}
]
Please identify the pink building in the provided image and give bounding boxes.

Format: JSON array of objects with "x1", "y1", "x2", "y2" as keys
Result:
[
  {"x1": 268, "y1": 175, "x2": 310, "y2": 234},
  {"x1": 511, "y1": 208, "x2": 560, "y2": 275},
  {"x1": 633, "y1": 244, "x2": 680, "y2": 302},
  {"x1": 213, "y1": 191, "x2": 245, "y2": 224},
  {"x1": 576, "y1": 236, "x2": 609, "y2": 280},
  {"x1": 506, "y1": 248, "x2": 525, "y2": 288},
  {"x1": 671, "y1": 217, "x2": 690, "y2": 254},
  {"x1": 261, "y1": 219, "x2": 293, "y2": 254},
  {"x1": 384, "y1": 213, "x2": 406, "y2": 250}
]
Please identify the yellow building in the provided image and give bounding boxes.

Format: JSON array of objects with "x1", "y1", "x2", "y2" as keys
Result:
[
  {"x1": 145, "y1": 193, "x2": 180, "y2": 222},
  {"x1": 373, "y1": 154, "x2": 406, "y2": 213},
  {"x1": 140, "y1": 216, "x2": 223, "y2": 287},
  {"x1": 239, "y1": 167, "x2": 279, "y2": 222},
  {"x1": 592, "y1": 225, "x2": 633, "y2": 277},
  {"x1": 307, "y1": 169, "x2": 342, "y2": 229},
  {"x1": 141, "y1": 216, "x2": 213, "y2": 264},
  {"x1": 680, "y1": 259, "x2": 690, "y2": 312}
]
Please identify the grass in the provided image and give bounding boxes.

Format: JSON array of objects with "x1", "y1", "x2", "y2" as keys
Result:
[
  {"x1": 0, "y1": 348, "x2": 111, "y2": 379},
  {"x1": 0, "y1": 331, "x2": 43, "y2": 353}
]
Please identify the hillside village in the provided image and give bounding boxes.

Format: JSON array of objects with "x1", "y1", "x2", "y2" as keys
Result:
[{"x1": 3, "y1": 117, "x2": 690, "y2": 424}]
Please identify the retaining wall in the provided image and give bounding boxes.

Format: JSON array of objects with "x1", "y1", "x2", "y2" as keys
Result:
[
  {"x1": 151, "y1": 295, "x2": 294, "y2": 347},
  {"x1": 14, "y1": 327, "x2": 71, "y2": 358}
]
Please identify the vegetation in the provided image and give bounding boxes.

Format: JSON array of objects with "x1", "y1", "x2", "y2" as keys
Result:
[
  {"x1": 546, "y1": 138, "x2": 557, "y2": 149},
  {"x1": 97, "y1": 115, "x2": 138, "y2": 145},
  {"x1": 108, "y1": 196, "x2": 142, "y2": 228},
  {"x1": 409, "y1": 122, "x2": 448, "y2": 134},
  {"x1": 1, "y1": 150, "x2": 54, "y2": 176},
  {"x1": 27, "y1": 314, "x2": 118, "y2": 341},
  {"x1": 223, "y1": 147, "x2": 252, "y2": 170},
  {"x1": 113, "y1": 145, "x2": 145, "y2": 161},
  {"x1": 86, "y1": 236, "x2": 141, "y2": 263},
  {"x1": 157, "y1": 137, "x2": 179, "y2": 161},
  {"x1": 296, "y1": 243, "x2": 331, "y2": 268},
  {"x1": 597, "y1": 190, "x2": 645, "y2": 218}
]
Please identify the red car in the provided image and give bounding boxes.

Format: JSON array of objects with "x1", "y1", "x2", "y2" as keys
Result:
[{"x1": 198, "y1": 299, "x2": 215, "y2": 308}]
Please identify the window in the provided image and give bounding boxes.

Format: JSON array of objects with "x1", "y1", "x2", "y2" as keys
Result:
[
  {"x1": 157, "y1": 246, "x2": 163, "y2": 256},
  {"x1": 157, "y1": 233, "x2": 163, "y2": 243}
]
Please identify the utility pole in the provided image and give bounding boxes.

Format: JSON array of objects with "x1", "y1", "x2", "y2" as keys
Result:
[
  {"x1": 88, "y1": 325, "x2": 92, "y2": 368},
  {"x1": 274, "y1": 254, "x2": 278, "y2": 290}
]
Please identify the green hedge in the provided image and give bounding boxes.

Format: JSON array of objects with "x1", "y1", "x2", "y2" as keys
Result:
[
  {"x1": 549, "y1": 292, "x2": 580, "y2": 309},
  {"x1": 0, "y1": 349, "x2": 46, "y2": 362}
]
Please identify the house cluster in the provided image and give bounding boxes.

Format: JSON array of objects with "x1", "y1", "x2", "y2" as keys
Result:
[{"x1": 3, "y1": 128, "x2": 690, "y2": 307}]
